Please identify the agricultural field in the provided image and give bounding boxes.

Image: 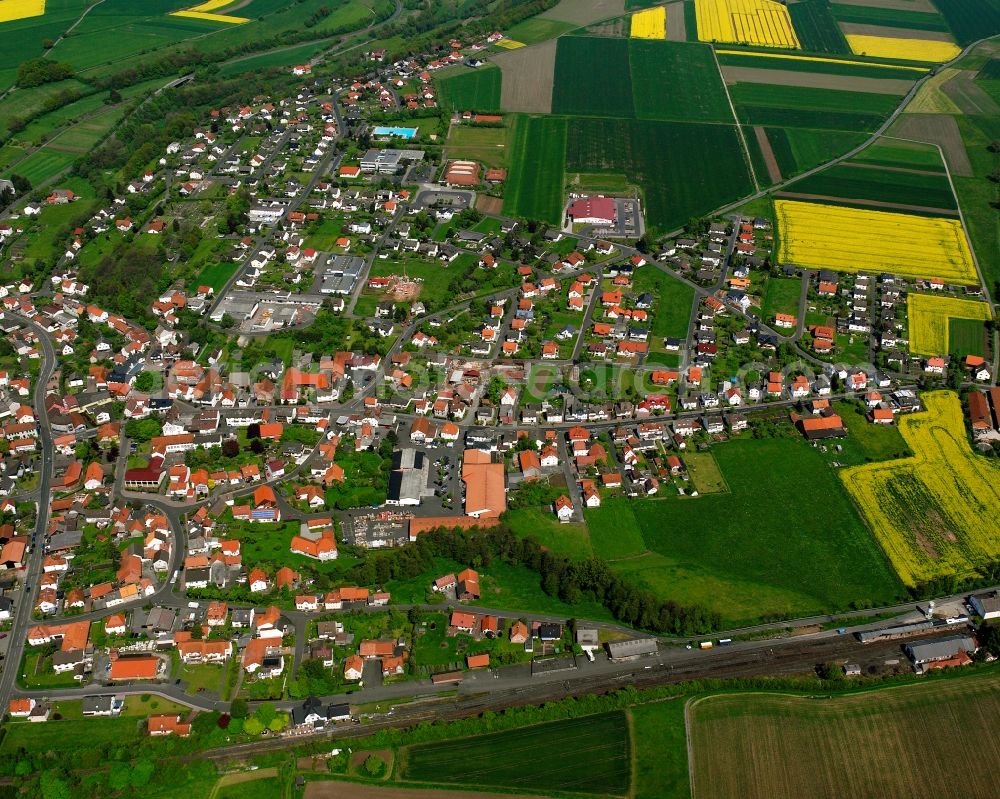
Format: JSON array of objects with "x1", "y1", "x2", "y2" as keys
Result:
[
  {"x1": 774, "y1": 199, "x2": 979, "y2": 283},
  {"x1": 906, "y1": 293, "x2": 991, "y2": 356},
  {"x1": 552, "y1": 36, "x2": 635, "y2": 117},
  {"x1": 630, "y1": 40, "x2": 733, "y2": 122},
  {"x1": 841, "y1": 391, "x2": 1000, "y2": 587},
  {"x1": 566, "y1": 117, "x2": 756, "y2": 232},
  {"x1": 689, "y1": 674, "x2": 1000, "y2": 799},
  {"x1": 694, "y1": 0, "x2": 800, "y2": 48},
  {"x1": 503, "y1": 114, "x2": 566, "y2": 224},
  {"x1": 786, "y1": 0, "x2": 848, "y2": 53},
  {"x1": 630, "y1": 5, "x2": 665, "y2": 38},
  {"x1": 434, "y1": 65, "x2": 502, "y2": 113},
  {"x1": 400, "y1": 712, "x2": 631, "y2": 796},
  {"x1": 782, "y1": 163, "x2": 958, "y2": 210},
  {"x1": 845, "y1": 34, "x2": 961, "y2": 63},
  {"x1": 593, "y1": 436, "x2": 904, "y2": 625}
]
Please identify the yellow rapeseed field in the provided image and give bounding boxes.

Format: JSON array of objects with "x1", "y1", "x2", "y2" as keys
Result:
[
  {"x1": 171, "y1": 0, "x2": 248, "y2": 24},
  {"x1": 696, "y1": 0, "x2": 799, "y2": 49},
  {"x1": 907, "y1": 293, "x2": 992, "y2": 356},
  {"x1": 846, "y1": 35, "x2": 960, "y2": 64},
  {"x1": 0, "y1": 0, "x2": 45, "y2": 23},
  {"x1": 714, "y1": 49, "x2": 927, "y2": 72},
  {"x1": 841, "y1": 391, "x2": 1000, "y2": 587},
  {"x1": 775, "y1": 200, "x2": 979, "y2": 284},
  {"x1": 631, "y1": 6, "x2": 666, "y2": 39}
]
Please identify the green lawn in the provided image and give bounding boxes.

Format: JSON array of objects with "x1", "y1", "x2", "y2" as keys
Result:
[
  {"x1": 606, "y1": 436, "x2": 906, "y2": 625},
  {"x1": 401, "y1": 712, "x2": 631, "y2": 795},
  {"x1": 834, "y1": 401, "x2": 912, "y2": 465}
]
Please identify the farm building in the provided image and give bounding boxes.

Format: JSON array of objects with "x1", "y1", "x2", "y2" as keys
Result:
[{"x1": 567, "y1": 197, "x2": 616, "y2": 226}]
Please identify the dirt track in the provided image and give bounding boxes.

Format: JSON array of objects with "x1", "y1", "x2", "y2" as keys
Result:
[
  {"x1": 753, "y1": 126, "x2": 782, "y2": 184},
  {"x1": 888, "y1": 114, "x2": 973, "y2": 177},
  {"x1": 494, "y1": 39, "x2": 556, "y2": 113},
  {"x1": 306, "y1": 784, "x2": 552, "y2": 799},
  {"x1": 721, "y1": 66, "x2": 913, "y2": 95}
]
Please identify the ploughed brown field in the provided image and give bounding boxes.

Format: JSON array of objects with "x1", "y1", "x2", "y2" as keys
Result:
[{"x1": 688, "y1": 673, "x2": 1000, "y2": 799}]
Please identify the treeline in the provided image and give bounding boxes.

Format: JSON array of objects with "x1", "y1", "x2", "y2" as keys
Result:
[
  {"x1": 16, "y1": 57, "x2": 74, "y2": 88},
  {"x1": 350, "y1": 524, "x2": 722, "y2": 635}
]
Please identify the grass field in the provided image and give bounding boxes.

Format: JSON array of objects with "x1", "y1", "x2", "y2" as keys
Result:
[
  {"x1": 630, "y1": 40, "x2": 733, "y2": 122},
  {"x1": 906, "y1": 292, "x2": 991, "y2": 356},
  {"x1": 435, "y1": 65, "x2": 502, "y2": 112},
  {"x1": 631, "y1": 701, "x2": 690, "y2": 799},
  {"x1": 775, "y1": 199, "x2": 979, "y2": 283},
  {"x1": 565, "y1": 117, "x2": 756, "y2": 233},
  {"x1": 586, "y1": 499, "x2": 648, "y2": 559},
  {"x1": 503, "y1": 114, "x2": 566, "y2": 224},
  {"x1": 761, "y1": 276, "x2": 801, "y2": 319},
  {"x1": 401, "y1": 712, "x2": 631, "y2": 795},
  {"x1": 783, "y1": 163, "x2": 958, "y2": 210},
  {"x1": 841, "y1": 391, "x2": 1000, "y2": 587},
  {"x1": 689, "y1": 674, "x2": 1000, "y2": 799},
  {"x1": 633, "y1": 265, "x2": 696, "y2": 340},
  {"x1": 597, "y1": 437, "x2": 904, "y2": 624},
  {"x1": 787, "y1": 0, "x2": 848, "y2": 53},
  {"x1": 553, "y1": 36, "x2": 635, "y2": 117},
  {"x1": 445, "y1": 123, "x2": 509, "y2": 168}
]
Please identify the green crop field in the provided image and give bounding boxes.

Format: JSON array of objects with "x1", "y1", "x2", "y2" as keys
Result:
[
  {"x1": 631, "y1": 701, "x2": 690, "y2": 799},
  {"x1": 851, "y1": 139, "x2": 948, "y2": 172},
  {"x1": 630, "y1": 40, "x2": 732, "y2": 122},
  {"x1": 503, "y1": 114, "x2": 566, "y2": 224},
  {"x1": 789, "y1": 0, "x2": 850, "y2": 53},
  {"x1": 715, "y1": 51, "x2": 925, "y2": 80},
  {"x1": 689, "y1": 674, "x2": 1000, "y2": 799},
  {"x1": 949, "y1": 317, "x2": 986, "y2": 357},
  {"x1": 435, "y1": 65, "x2": 502, "y2": 112},
  {"x1": 765, "y1": 127, "x2": 868, "y2": 177},
  {"x1": 401, "y1": 712, "x2": 631, "y2": 795},
  {"x1": 761, "y1": 277, "x2": 802, "y2": 318},
  {"x1": 783, "y1": 163, "x2": 958, "y2": 210},
  {"x1": 553, "y1": 36, "x2": 634, "y2": 117},
  {"x1": 566, "y1": 117, "x2": 756, "y2": 232},
  {"x1": 830, "y1": 2, "x2": 950, "y2": 31},
  {"x1": 594, "y1": 436, "x2": 905, "y2": 624},
  {"x1": 931, "y1": 0, "x2": 1000, "y2": 46}
]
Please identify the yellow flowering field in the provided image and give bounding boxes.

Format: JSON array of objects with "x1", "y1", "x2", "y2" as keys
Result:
[
  {"x1": 775, "y1": 200, "x2": 979, "y2": 284},
  {"x1": 714, "y1": 49, "x2": 926, "y2": 72},
  {"x1": 171, "y1": 0, "x2": 248, "y2": 23},
  {"x1": 841, "y1": 391, "x2": 1000, "y2": 587},
  {"x1": 696, "y1": 0, "x2": 799, "y2": 49},
  {"x1": 846, "y1": 35, "x2": 960, "y2": 64},
  {"x1": 907, "y1": 293, "x2": 992, "y2": 356},
  {"x1": 631, "y1": 6, "x2": 666, "y2": 39},
  {"x1": 0, "y1": 0, "x2": 45, "y2": 23}
]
